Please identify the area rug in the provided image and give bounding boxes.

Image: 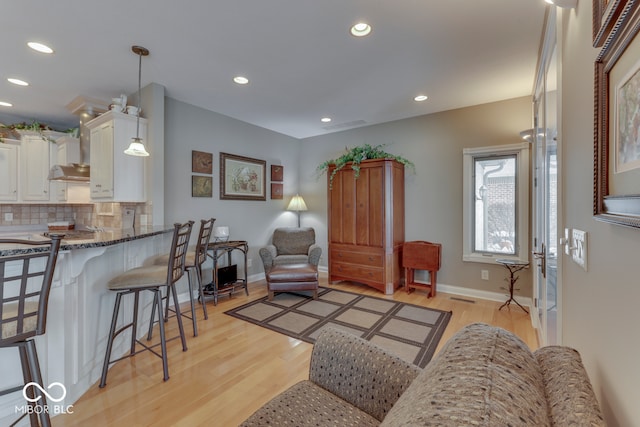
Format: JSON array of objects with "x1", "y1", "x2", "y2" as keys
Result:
[{"x1": 225, "y1": 287, "x2": 452, "y2": 368}]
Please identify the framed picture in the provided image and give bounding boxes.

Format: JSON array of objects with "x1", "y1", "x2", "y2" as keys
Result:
[
  {"x1": 220, "y1": 152, "x2": 266, "y2": 201},
  {"x1": 594, "y1": 1, "x2": 640, "y2": 228},
  {"x1": 593, "y1": 0, "x2": 628, "y2": 47},
  {"x1": 192, "y1": 176, "x2": 212, "y2": 198},
  {"x1": 192, "y1": 150, "x2": 213, "y2": 174},
  {"x1": 271, "y1": 165, "x2": 284, "y2": 182},
  {"x1": 271, "y1": 183, "x2": 283, "y2": 199}
]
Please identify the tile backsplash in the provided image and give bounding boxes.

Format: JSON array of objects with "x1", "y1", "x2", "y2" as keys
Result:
[{"x1": 0, "y1": 202, "x2": 152, "y2": 229}]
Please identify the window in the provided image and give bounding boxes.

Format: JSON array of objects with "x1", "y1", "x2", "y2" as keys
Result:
[{"x1": 463, "y1": 143, "x2": 529, "y2": 264}]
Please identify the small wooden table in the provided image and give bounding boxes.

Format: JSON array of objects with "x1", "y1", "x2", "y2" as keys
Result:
[
  {"x1": 496, "y1": 259, "x2": 529, "y2": 313},
  {"x1": 403, "y1": 241, "x2": 442, "y2": 298}
]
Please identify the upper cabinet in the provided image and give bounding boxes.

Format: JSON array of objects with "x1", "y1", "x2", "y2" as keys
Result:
[
  {"x1": 20, "y1": 135, "x2": 53, "y2": 201},
  {"x1": 0, "y1": 140, "x2": 19, "y2": 201},
  {"x1": 86, "y1": 111, "x2": 147, "y2": 202}
]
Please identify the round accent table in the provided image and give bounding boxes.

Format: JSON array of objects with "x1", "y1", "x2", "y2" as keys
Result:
[{"x1": 496, "y1": 259, "x2": 529, "y2": 314}]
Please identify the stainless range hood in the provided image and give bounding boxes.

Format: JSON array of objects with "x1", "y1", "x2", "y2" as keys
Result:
[
  {"x1": 48, "y1": 163, "x2": 90, "y2": 182},
  {"x1": 48, "y1": 109, "x2": 93, "y2": 183}
]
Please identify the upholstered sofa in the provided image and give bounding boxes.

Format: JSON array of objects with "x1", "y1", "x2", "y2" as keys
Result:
[
  {"x1": 258, "y1": 227, "x2": 322, "y2": 272},
  {"x1": 241, "y1": 323, "x2": 606, "y2": 426}
]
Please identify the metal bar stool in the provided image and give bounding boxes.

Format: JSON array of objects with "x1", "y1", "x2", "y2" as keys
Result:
[
  {"x1": 0, "y1": 235, "x2": 63, "y2": 427},
  {"x1": 152, "y1": 218, "x2": 215, "y2": 337},
  {"x1": 99, "y1": 221, "x2": 193, "y2": 388}
]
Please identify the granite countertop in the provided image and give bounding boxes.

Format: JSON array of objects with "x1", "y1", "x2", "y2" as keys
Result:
[{"x1": 0, "y1": 226, "x2": 174, "y2": 256}]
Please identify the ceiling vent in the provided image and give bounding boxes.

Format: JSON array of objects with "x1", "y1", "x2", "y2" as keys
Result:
[{"x1": 322, "y1": 120, "x2": 367, "y2": 131}]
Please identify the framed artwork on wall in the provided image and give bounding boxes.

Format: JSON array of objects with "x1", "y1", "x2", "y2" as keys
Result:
[
  {"x1": 192, "y1": 175, "x2": 212, "y2": 197},
  {"x1": 271, "y1": 165, "x2": 283, "y2": 182},
  {"x1": 192, "y1": 150, "x2": 213, "y2": 174},
  {"x1": 220, "y1": 152, "x2": 266, "y2": 201},
  {"x1": 594, "y1": 1, "x2": 640, "y2": 228},
  {"x1": 593, "y1": 0, "x2": 628, "y2": 47},
  {"x1": 271, "y1": 183, "x2": 283, "y2": 199}
]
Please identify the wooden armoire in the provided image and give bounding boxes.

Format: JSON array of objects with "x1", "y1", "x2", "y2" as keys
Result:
[{"x1": 327, "y1": 158, "x2": 405, "y2": 294}]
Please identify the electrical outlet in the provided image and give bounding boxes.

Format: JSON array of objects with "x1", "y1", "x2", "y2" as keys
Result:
[
  {"x1": 481, "y1": 270, "x2": 489, "y2": 280},
  {"x1": 4, "y1": 213, "x2": 13, "y2": 221},
  {"x1": 247, "y1": 258, "x2": 252, "y2": 268},
  {"x1": 571, "y1": 229, "x2": 587, "y2": 271}
]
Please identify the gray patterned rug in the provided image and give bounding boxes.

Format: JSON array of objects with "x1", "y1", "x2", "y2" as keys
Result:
[{"x1": 225, "y1": 287, "x2": 451, "y2": 368}]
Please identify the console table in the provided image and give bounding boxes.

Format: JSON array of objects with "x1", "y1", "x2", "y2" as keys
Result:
[
  {"x1": 206, "y1": 240, "x2": 249, "y2": 305},
  {"x1": 496, "y1": 259, "x2": 529, "y2": 313}
]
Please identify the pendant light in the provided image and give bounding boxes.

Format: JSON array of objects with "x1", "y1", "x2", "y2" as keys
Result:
[{"x1": 124, "y1": 45, "x2": 150, "y2": 156}]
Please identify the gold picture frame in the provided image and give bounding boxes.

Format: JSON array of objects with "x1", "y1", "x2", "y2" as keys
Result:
[
  {"x1": 220, "y1": 152, "x2": 266, "y2": 201},
  {"x1": 594, "y1": 1, "x2": 640, "y2": 227}
]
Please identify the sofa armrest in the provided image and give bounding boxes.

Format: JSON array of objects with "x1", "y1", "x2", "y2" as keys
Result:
[
  {"x1": 534, "y1": 346, "x2": 606, "y2": 426},
  {"x1": 309, "y1": 327, "x2": 421, "y2": 422},
  {"x1": 307, "y1": 244, "x2": 322, "y2": 266},
  {"x1": 259, "y1": 246, "x2": 277, "y2": 272}
]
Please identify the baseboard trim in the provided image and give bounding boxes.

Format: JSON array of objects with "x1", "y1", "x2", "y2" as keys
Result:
[{"x1": 246, "y1": 271, "x2": 532, "y2": 309}]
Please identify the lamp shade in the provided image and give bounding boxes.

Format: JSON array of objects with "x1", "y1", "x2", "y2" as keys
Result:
[
  {"x1": 287, "y1": 194, "x2": 308, "y2": 212},
  {"x1": 124, "y1": 138, "x2": 150, "y2": 156}
]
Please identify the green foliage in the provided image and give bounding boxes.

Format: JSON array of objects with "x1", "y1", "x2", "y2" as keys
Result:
[{"x1": 317, "y1": 144, "x2": 415, "y2": 188}]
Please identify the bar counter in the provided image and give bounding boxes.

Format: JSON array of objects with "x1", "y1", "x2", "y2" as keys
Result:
[{"x1": 0, "y1": 225, "x2": 174, "y2": 424}]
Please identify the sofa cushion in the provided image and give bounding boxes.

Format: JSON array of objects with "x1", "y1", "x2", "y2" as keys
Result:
[
  {"x1": 240, "y1": 380, "x2": 379, "y2": 426},
  {"x1": 381, "y1": 323, "x2": 550, "y2": 426}
]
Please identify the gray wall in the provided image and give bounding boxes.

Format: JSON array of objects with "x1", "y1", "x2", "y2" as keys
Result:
[
  {"x1": 299, "y1": 96, "x2": 533, "y2": 295},
  {"x1": 163, "y1": 95, "x2": 532, "y2": 295},
  {"x1": 163, "y1": 98, "x2": 301, "y2": 276},
  {"x1": 562, "y1": 4, "x2": 640, "y2": 426}
]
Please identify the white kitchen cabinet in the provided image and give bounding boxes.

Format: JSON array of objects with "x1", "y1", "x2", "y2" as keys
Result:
[
  {"x1": 87, "y1": 111, "x2": 146, "y2": 201},
  {"x1": 20, "y1": 135, "x2": 52, "y2": 201},
  {"x1": 54, "y1": 136, "x2": 81, "y2": 201},
  {"x1": 0, "y1": 140, "x2": 19, "y2": 201}
]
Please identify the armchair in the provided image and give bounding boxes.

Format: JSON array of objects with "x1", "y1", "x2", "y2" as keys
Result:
[{"x1": 259, "y1": 227, "x2": 322, "y2": 273}]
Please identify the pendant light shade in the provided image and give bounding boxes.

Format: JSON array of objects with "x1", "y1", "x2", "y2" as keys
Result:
[{"x1": 125, "y1": 45, "x2": 150, "y2": 157}]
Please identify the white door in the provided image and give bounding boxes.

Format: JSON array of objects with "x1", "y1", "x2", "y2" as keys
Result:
[{"x1": 532, "y1": 9, "x2": 560, "y2": 346}]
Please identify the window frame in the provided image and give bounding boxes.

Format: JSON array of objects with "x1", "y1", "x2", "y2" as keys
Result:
[{"x1": 463, "y1": 142, "x2": 530, "y2": 264}]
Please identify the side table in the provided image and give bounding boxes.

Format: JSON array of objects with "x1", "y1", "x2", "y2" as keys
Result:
[
  {"x1": 402, "y1": 241, "x2": 442, "y2": 298},
  {"x1": 496, "y1": 259, "x2": 529, "y2": 313},
  {"x1": 206, "y1": 240, "x2": 249, "y2": 305}
]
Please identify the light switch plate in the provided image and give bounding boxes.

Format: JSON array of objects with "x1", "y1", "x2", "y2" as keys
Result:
[{"x1": 571, "y1": 229, "x2": 587, "y2": 271}]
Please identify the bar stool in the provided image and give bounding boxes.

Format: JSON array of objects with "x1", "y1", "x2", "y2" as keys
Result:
[
  {"x1": 152, "y1": 218, "x2": 215, "y2": 336},
  {"x1": 99, "y1": 221, "x2": 193, "y2": 388},
  {"x1": 0, "y1": 235, "x2": 63, "y2": 427}
]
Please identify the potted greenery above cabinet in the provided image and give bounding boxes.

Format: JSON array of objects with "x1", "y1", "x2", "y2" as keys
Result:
[{"x1": 86, "y1": 110, "x2": 147, "y2": 202}]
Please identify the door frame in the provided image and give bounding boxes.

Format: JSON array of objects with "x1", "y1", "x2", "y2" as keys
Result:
[{"x1": 530, "y1": 6, "x2": 563, "y2": 346}]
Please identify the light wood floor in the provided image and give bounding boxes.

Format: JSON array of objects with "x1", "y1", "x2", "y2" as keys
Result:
[{"x1": 53, "y1": 276, "x2": 537, "y2": 427}]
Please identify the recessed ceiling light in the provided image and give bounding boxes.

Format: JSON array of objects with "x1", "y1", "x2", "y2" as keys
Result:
[
  {"x1": 414, "y1": 95, "x2": 428, "y2": 102},
  {"x1": 233, "y1": 76, "x2": 249, "y2": 85},
  {"x1": 350, "y1": 22, "x2": 372, "y2": 37},
  {"x1": 0, "y1": 101, "x2": 13, "y2": 107},
  {"x1": 8, "y1": 78, "x2": 29, "y2": 86},
  {"x1": 27, "y1": 42, "x2": 54, "y2": 54},
  {"x1": 321, "y1": 117, "x2": 332, "y2": 123}
]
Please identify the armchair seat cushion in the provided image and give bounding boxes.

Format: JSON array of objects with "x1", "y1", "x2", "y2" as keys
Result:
[{"x1": 240, "y1": 380, "x2": 379, "y2": 427}]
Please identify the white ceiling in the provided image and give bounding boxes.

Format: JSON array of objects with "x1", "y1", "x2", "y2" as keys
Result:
[{"x1": 1, "y1": 1, "x2": 547, "y2": 139}]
